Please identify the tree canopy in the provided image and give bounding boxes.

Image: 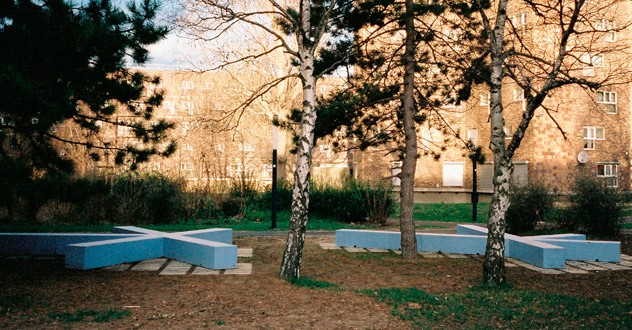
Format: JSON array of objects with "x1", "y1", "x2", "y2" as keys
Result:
[{"x1": 0, "y1": 0, "x2": 175, "y2": 175}]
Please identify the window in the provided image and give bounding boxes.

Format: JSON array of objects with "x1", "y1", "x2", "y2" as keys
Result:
[
  {"x1": 583, "y1": 126, "x2": 605, "y2": 150},
  {"x1": 468, "y1": 128, "x2": 479, "y2": 144},
  {"x1": 596, "y1": 19, "x2": 616, "y2": 42},
  {"x1": 262, "y1": 164, "x2": 273, "y2": 180},
  {"x1": 581, "y1": 53, "x2": 604, "y2": 77},
  {"x1": 513, "y1": 88, "x2": 526, "y2": 111},
  {"x1": 239, "y1": 143, "x2": 255, "y2": 158},
  {"x1": 597, "y1": 163, "x2": 618, "y2": 187},
  {"x1": 162, "y1": 101, "x2": 176, "y2": 115},
  {"x1": 181, "y1": 101, "x2": 195, "y2": 115},
  {"x1": 181, "y1": 163, "x2": 194, "y2": 172},
  {"x1": 504, "y1": 125, "x2": 514, "y2": 140},
  {"x1": 443, "y1": 162, "x2": 464, "y2": 187},
  {"x1": 391, "y1": 161, "x2": 402, "y2": 186},
  {"x1": 182, "y1": 81, "x2": 195, "y2": 90},
  {"x1": 596, "y1": 91, "x2": 617, "y2": 113},
  {"x1": 512, "y1": 12, "x2": 527, "y2": 33},
  {"x1": 479, "y1": 93, "x2": 490, "y2": 107}
]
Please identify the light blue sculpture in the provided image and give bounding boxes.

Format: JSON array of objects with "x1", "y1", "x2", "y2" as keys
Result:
[
  {"x1": 0, "y1": 226, "x2": 237, "y2": 270},
  {"x1": 336, "y1": 224, "x2": 620, "y2": 269}
]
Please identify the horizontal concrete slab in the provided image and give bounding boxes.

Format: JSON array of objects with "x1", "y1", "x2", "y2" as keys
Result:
[
  {"x1": 65, "y1": 236, "x2": 165, "y2": 269},
  {"x1": 164, "y1": 236, "x2": 237, "y2": 270},
  {"x1": 418, "y1": 234, "x2": 486, "y2": 255},
  {"x1": 0, "y1": 233, "x2": 141, "y2": 256}
]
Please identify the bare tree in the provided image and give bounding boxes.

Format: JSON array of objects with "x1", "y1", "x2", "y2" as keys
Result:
[
  {"x1": 472, "y1": 0, "x2": 632, "y2": 286},
  {"x1": 179, "y1": 0, "x2": 356, "y2": 282}
]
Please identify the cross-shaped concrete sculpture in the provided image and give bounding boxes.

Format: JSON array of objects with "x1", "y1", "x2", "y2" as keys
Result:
[
  {"x1": 0, "y1": 226, "x2": 237, "y2": 270},
  {"x1": 335, "y1": 224, "x2": 620, "y2": 269}
]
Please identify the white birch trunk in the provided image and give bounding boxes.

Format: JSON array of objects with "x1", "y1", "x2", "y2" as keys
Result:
[
  {"x1": 483, "y1": 0, "x2": 509, "y2": 286},
  {"x1": 279, "y1": 0, "x2": 317, "y2": 282}
]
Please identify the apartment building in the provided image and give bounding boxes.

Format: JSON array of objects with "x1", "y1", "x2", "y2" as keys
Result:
[{"x1": 74, "y1": 1, "x2": 630, "y2": 196}]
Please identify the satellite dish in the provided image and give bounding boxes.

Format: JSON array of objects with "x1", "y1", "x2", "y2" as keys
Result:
[{"x1": 577, "y1": 151, "x2": 588, "y2": 164}]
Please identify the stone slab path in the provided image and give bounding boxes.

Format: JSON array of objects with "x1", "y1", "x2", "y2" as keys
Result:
[
  {"x1": 319, "y1": 243, "x2": 632, "y2": 275},
  {"x1": 104, "y1": 248, "x2": 253, "y2": 275}
]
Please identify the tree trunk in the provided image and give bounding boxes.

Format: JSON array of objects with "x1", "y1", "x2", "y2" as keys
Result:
[
  {"x1": 399, "y1": 0, "x2": 418, "y2": 260},
  {"x1": 483, "y1": 0, "x2": 510, "y2": 286},
  {"x1": 483, "y1": 156, "x2": 512, "y2": 286},
  {"x1": 279, "y1": 0, "x2": 316, "y2": 282}
]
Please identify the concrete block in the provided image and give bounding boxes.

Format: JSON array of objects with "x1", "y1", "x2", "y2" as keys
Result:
[
  {"x1": 534, "y1": 238, "x2": 620, "y2": 262},
  {"x1": 417, "y1": 233, "x2": 486, "y2": 255},
  {"x1": 164, "y1": 236, "x2": 237, "y2": 270},
  {"x1": 336, "y1": 229, "x2": 401, "y2": 250},
  {"x1": 65, "y1": 236, "x2": 164, "y2": 269}
]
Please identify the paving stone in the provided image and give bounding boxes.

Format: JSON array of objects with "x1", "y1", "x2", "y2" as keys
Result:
[
  {"x1": 391, "y1": 250, "x2": 402, "y2": 255},
  {"x1": 224, "y1": 263, "x2": 252, "y2": 275},
  {"x1": 419, "y1": 252, "x2": 443, "y2": 258},
  {"x1": 507, "y1": 258, "x2": 563, "y2": 274},
  {"x1": 131, "y1": 258, "x2": 167, "y2": 271},
  {"x1": 584, "y1": 261, "x2": 631, "y2": 271},
  {"x1": 319, "y1": 243, "x2": 340, "y2": 250},
  {"x1": 619, "y1": 260, "x2": 632, "y2": 267},
  {"x1": 104, "y1": 263, "x2": 132, "y2": 271},
  {"x1": 159, "y1": 260, "x2": 192, "y2": 276},
  {"x1": 620, "y1": 254, "x2": 632, "y2": 261},
  {"x1": 191, "y1": 267, "x2": 221, "y2": 275},
  {"x1": 444, "y1": 253, "x2": 468, "y2": 259},
  {"x1": 566, "y1": 261, "x2": 607, "y2": 271},
  {"x1": 561, "y1": 265, "x2": 589, "y2": 274},
  {"x1": 367, "y1": 248, "x2": 389, "y2": 253},
  {"x1": 343, "y1": 247, "x2": 367, "y2": 253},
  {"x1": 238, "y1": 248, "x2": 253, "y2": 258}
]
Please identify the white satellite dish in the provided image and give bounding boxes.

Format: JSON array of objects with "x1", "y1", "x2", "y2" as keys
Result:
[{"x1": 577, "y1": 151, "x2": 588, "y2": 164}]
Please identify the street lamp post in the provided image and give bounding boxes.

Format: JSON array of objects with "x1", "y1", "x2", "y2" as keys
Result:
[{"x1": 271, "y1": 118, "x2": 278, "y2": 229}]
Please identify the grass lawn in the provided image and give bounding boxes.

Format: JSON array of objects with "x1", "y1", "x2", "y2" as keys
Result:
[{"x1": 411, "y1": 202, "x2": 489, "y2": 223}]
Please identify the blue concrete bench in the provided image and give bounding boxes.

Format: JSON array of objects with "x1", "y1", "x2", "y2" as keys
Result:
[
  {"x1": 336, "y1": 225, "x2": 621, "y2": 269},
  {"x1": 335, "y1": 229, "x2": 487, "y2": 255},
  {"x1": 0, "y1": 226, "x2": 238, "y2": 271}
]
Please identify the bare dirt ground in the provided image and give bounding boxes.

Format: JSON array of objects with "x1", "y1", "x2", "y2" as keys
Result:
[{"x1": 0, "y1": 230, "x2": 631, "y2": 329}]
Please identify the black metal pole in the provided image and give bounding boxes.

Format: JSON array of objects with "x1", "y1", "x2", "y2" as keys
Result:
[
  {"x1": 271, "y1": 148, "x2": 278, "y2": 229},
  {"x1": 472, "y1": 160, "x2": 478, "y2": 223}
]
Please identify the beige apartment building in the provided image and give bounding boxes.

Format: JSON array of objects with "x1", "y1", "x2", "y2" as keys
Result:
[{"x1": 72, "y1": 1, "x2": 632, "y2": 199}]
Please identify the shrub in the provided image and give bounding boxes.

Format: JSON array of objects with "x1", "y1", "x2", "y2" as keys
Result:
[
  {"x1": 505, "y1": 183, "x2": 555, "y2": 235},
  {"x1": 560, "y1": 176, "x2": 622, "y2": 237},
  {"x1": 110, "y1": 172, "x2": 187, "y2": 224},
  {"x1": 309, "y1": 179, "x2": 396, "y2": 224},
  {"x1": 354, "y1": 180, "x2": 396, "y2": 225}
]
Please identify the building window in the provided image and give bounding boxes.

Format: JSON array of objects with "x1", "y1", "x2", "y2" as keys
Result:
[
  {"x1": 596, "y1": 90, "x2": 617, "y2": 114},
  {"x1": 262, "y1": 164, "x2": 273, "y2": 180},
  {"x1": 443, "y1": 162, "x2": 464, "y2": 187},
  {"x1": 597, "y1": 163, "x2": 618, "y2": 187},
  {"x1": 596, "y1": 19, "x2": 616, "y2": 42},
  {"x1": 182, "y1": 81, "x2": 195, "y2": 90},
  {"x1": 513, "y1": 88, "x2": 526, "y2": 111},
  {"x1": 479, "y1": 92, "x2": 490, "y2": 107},
  {"x1": 512, "y1": 12, "x2": 527, "y2": 33},
  {"x1": 181, "y1": 163, "x2": 194, "y2": 174},
  {"x1": 583, "y1": 126, "x2": 605, "y2": 150},
  {"x1": 581, "y1": 53, "x2": 604, "y2": 77},
  {"x1": 391, "y1": 161, "x2": 402, "y2": 186}
]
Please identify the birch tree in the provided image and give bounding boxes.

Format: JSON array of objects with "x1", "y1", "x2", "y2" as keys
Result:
[
  {"x1": 472, "y1": 0, "x2": 631, "y2": 286},
  {"x1": 179, "y1": 0, "x2": 357, "y2": 282},
  {"x1": 296, "y1": 0, "x2": 486, "y2": 258}
]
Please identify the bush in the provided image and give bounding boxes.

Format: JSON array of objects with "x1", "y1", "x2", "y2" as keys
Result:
[
  {"x1": 560, "y1": 176, "x2": 622, "y2": 237},
  {"x1": 309, "y1": 180, "x2": 396, "y2": 224},
  {"x1": 354, "y1": 180, "x2": 396, "y2": 225},
  {"x1": 110, "y1": 172, "x2": 187, "y2": 224},
  {"x1": 505, "y1": 183, "x2": 555, "y2": 235}
]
